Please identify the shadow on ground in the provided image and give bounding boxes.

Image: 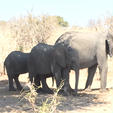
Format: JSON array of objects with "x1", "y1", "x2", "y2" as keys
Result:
[
  {"x1": 35, "y1": 89, "x2": 107, "y2": 112},
  {"x1": 0, "y1": 79, "x2": 110, "y2": 113}
]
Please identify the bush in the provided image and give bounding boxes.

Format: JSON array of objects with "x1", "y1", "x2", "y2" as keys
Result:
[
  {"x1": 9, "y1": 14, "x2": 57, "y2": 52},
  {"x1": 105, "y1": 16, "x2": 113, "y2": 31},
  {"x1": 20, "y1": 81, "x2": 64, "y2": 113},
  {"x1": 56, "y1": 16, "x2": 69, "y2": 27}
]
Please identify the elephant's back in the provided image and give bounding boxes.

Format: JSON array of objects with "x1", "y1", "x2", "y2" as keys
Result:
[
  {"x1": 55, "y1": 31, "x2": 106, "y2": 46},
  {"x1": 4, "y1": 51, "x2": 28, "y2": 74},
  {"x1": 29, "y1": 43, "x2": 52, "y2": 74}
]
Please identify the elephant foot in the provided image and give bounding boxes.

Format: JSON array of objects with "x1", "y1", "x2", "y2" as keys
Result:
[
  {"x1": 100, "y1": 88, "x2": 108, "y2": 93},
  {"x1": 37, "y1": 88, "x2": 54, "y2": 94},
  {"x1": 58, "y1": 89, "x2": 70, "y2": 96},
  {"x1": 84, "y1": 88, "x2": 92, "y2": 92},
  {"x1": 17, "y1": 86, "x2": 23, "y2": 91},
  {"x1": 65, "y1": 87, "x2": 77, "y2": 96},
  {"x1": 43, "y1": 88, "x2": 54, "y2": 94},
  {"x1": 9, "y1": 87, "x2": 16, "y2": 91},
  {"x1": 58, "y1": 88, "x2": 77, "y2": 96},
  {"x1": 70, "y1": 89, "x2": 77, "y2": 96},
  {"x1": 36, "y1": 88, "x2": 43, "y2": 93},
  {"x1": 84, "y1": 85, "x2": 92, "y2": 92}
]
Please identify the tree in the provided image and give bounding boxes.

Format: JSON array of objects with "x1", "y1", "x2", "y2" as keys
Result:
[{"x1": 56, "y1": 16, "x2": 69, "y2": 27}]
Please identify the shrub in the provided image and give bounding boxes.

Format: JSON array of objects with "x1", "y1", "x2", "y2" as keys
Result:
[
  {"x1": 9, "y1": 14, "x2": 57, "y2": 52},
  {"x1": 56, "y1": 16, "x2": 69, "y2": 27},
  {"x1": 20, "y1": 81, "x2": 64, "y2": 113}
]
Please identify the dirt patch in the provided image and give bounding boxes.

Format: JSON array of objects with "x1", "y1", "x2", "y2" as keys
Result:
[{"x1": 0, "y1": 71, "x2": 113, "y2": 113}]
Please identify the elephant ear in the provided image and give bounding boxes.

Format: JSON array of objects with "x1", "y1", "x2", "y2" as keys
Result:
[
  {"x1": 105, "y1": 40, "x2": 110, "y2": 55},
  {"x1": 55, "y1": 49, "x2": 66, "y2": 68},
  {"x1": 53, "y1": 45, "x2": 66, "y2": 68},
  {"x1": 106, "y1": 33, "x2": 113, "y2": 57},
  {"x1": 50, "y1": 47, "x2": 66, "y2": 74}
]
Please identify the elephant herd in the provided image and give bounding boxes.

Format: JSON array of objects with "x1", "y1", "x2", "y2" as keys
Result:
[{"x1": 3, "y1": 31, "x2": 113, "y2": 96}]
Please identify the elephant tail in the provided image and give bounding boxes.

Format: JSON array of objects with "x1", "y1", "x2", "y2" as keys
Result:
[
  {"x1": 52, "y1": 76, "x2": 55, "y2": 87},
  {"x1": 3, "y1": 62, "x2": 6, "y2": 75}
]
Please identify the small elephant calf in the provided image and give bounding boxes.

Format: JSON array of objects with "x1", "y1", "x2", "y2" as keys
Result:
[
  {"x1": 4, "y1": 51, "x2": 29, "y2": 91},
  {"x1": 28, "y1": 43, "x2": 72, "y2": 94}
]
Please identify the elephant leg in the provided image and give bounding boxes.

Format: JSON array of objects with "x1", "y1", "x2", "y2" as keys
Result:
[
  {"x1": 54, "y1": 66, "x2": 71, "y2": 96},
  {"x1": 97, "y1": 53, "x2": 108, "y2": 91},
  {"x1": 60, "y1": 68, "x2": 76, "y2": 96},
  {"x1": 41, "y1": 76, "x2": 53, "y2": 94},
  {"x1": 74, "y1": 68, "x2": 79, "y2": 95},
  {"x1": 14, "y1": 75, "x2": 23, "y2": 91},
  {"x1": 29, "y1": 72, "x2": 33, "y2": 83},
  {"x1": 8, "y1": 75, "x2": 16, "y2": 91},
  {"x1": 55, "y1": 69, "x2": 68, "y2": 96},
  {"x1": 55, "y1": 72, "x2": 62, "y2": 88},
  {"x1": 63, "y1": 69, "x2": 72, "y2": 95},
  {"x1": 54, "y1": 67, "x2": 62, "y2": 88},
  {"x1": 85, "y1": 64, "x2": 97, "y2": 90},
  {"x1": 34, "y1": 75, "x2": 41, "y2": 87},
  {"x1": 98, "y1": 63, "x2": 108, "y2": 90},
  {"x1": 34, "y1": 75, "x2": 43, "y2": 93}
]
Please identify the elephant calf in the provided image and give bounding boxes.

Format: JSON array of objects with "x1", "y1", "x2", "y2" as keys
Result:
[
  {"x1": 4, "y1": 51, "x2": 29, "y2": 91},
  {"x1": 28, "y1": 43, "x2": 71, "y2": 94}
]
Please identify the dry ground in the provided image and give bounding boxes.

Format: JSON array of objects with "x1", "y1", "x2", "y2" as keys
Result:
[
  {"x1": 0, "y1": 25, "x2": 113, "y2": 113},
  {"x1": 0, "y1": 58, "x2": 113, "y2": 113}
]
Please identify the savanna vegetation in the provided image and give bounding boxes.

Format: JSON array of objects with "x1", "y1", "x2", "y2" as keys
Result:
[{"x1": 0, "y1": 14, "x2": 113, "y2": 113}]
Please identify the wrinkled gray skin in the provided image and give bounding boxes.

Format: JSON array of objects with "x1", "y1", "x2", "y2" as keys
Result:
[
  {"x1": 55, "y1": 31, "x2": 113, "y2": 95},
  {"x1": 4, "y1": 51, "x2": 29, "y2": 91},
  {"x1": 4, "y1": 51, "x2": 54, "y2": 92},
  {"x1": 28, "y1": 43, "x2": 71, "y2": 94}
]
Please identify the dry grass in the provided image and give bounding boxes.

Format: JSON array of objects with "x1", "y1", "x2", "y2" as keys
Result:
[
  {"x1": 19, "y1": 81, "x2": 64, "y2": 113},
  {"x1": 0, "y1": 14, "x2": 113, "y2": 74},
  {"x1": 0, "y1": 14, "x2": 58, "y2": 74},
  {"x1": 0, "y1": 65, "x2": 113, "y2": 113},
  {"x1": 9, "y1": 14, "x2": 58, "y2": 52},
  {"x1": 0, "y1": 14, "x2": 113, "y2": 113}
]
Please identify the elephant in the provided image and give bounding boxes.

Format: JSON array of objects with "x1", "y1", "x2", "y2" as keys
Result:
[
  {"x1": 4, "y1": 51, "x2": 55, "y2": 92},
  {"x1": 4, "y1": 51, "x2": 29, "y2": 91},
  {"x1": 28, "y1": 43, "x2": 71, "y2": 94},
  {"x1": 55, "y1": 31, "x2": 113, "y2": 95}
]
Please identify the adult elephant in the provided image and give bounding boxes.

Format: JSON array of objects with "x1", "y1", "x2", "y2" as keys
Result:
[
  {"x1": 55, "y1": 31, "x2": 113, "y2": 94},
  {"x1": 4, "y1": 51, "x2": 29, "y2": 91},
  {"x1": 28, "y1": 43, "x2": 71, "y2": 94}
]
